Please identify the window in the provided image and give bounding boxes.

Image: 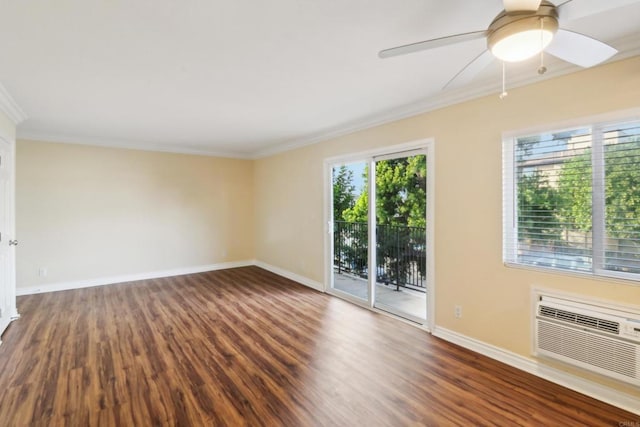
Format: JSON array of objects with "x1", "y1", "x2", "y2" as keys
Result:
[{"x1": 503, "y1": 117, "x2": 640, "y2": 281}]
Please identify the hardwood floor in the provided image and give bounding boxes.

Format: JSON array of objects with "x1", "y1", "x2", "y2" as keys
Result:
[{"x1": 0, "y1": 266, "x2": 637, "y2": 426}]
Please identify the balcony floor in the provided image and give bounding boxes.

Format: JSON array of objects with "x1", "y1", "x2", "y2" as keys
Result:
[{"x1": 333, "y1": 271, "x2": 426, "y2": 320}]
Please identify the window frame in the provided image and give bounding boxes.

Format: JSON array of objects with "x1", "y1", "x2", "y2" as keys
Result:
[{"x1": 502, "y1": 109, "x2": 640, "y2": 285}]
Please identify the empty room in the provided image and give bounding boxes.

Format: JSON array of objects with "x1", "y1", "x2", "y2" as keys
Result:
[{"x1": 1, "y1": 0, "x2": 640, "y2": 425}]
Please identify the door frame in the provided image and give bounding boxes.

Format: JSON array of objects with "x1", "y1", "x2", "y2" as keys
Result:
[
  {"x1": 323, "y1": 138, "x2": 435, "y2": 331},
  {"x1": 0, "y1": 132, "x2": 19, "y2": 342}
]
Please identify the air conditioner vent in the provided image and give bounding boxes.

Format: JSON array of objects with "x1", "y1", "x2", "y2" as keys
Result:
[
  {"x1": 538, "y1": 304, "x2": 620, "y2": 334},
  {"x1": 538, "y1": 320, "x2": 638, "y2": 381},
  {"x1": 535, "y1": 294, "x2": 640, "y2": 386}
]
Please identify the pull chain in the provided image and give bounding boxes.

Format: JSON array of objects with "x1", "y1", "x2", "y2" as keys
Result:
[
  {"x1": 499, "y1": 61, "x2": 508, "y2": 99},
  {"x1": 538, "y1": 18, "x2": 547, "y2": 75}
]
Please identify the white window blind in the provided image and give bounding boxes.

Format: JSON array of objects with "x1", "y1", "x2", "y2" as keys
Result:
[{"x1": 503, "y1": 118, "x2": 640, "y2": 281}]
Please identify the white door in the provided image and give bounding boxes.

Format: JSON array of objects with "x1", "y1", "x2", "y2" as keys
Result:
[{"x1": 0, "y1": 136, "x2": 18, "y2": 341}]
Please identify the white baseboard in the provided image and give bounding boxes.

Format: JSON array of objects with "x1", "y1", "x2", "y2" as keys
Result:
[
  {"x1": 15, "y1": 260, "x2": 323, "y2": 296},
  {"x1": 254, "y1": 261, "x2": 324, "y2": 292},
  {"x1": 433, "y1": 326, "x2": 640, "y2": 416},
  {"x1": 15, "y1": 260, "x2": 255, "y2": 296},
  {"x1": 0, "y1": 316, "x2": 11, "y2": 346}
]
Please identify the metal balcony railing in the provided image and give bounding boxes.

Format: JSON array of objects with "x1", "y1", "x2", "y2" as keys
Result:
[{"x1": 333, "y1": 221, "x2": 426, "y2": 292}]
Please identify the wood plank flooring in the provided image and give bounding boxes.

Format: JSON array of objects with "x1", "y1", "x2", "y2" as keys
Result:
[{"x1": 0, "y1": 266, "x2": 637, "y2": 426}]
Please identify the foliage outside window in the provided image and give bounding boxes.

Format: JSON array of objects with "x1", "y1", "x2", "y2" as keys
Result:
[
  {"x1": 504, "y1": 119, "x2": 640, "y2": 281},
  {"x1": 332, "y1": 156, "x2": 427, "y2": 289}
]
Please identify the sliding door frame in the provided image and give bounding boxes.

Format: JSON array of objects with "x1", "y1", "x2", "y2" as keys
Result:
[
  {"x1": 371, "y1": 148, "x2": 428, "y2": 323},
  {"x1": 323, "y1": 138, "x2": 435, "y2": 331}
]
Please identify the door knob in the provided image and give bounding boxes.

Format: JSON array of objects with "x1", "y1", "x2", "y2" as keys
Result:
[{"x1": 9, "y1": 240, "x2": 18, "y2": 246}]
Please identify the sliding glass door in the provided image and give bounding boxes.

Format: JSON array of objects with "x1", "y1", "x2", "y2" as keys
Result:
[
  {"x1": 328, "y1": 146, "x2": 431, "y2": 325},
  {"x1": 372, "y1": 152, "x2": 427, "y2": 322},
  {"x1": 331, "y1": 161, "x2": 370, "y2": 302}
]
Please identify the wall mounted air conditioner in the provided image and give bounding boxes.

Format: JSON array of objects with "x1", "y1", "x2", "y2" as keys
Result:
[{"x1": 535, "y1": 294, "x2": 640, "y2": 386}]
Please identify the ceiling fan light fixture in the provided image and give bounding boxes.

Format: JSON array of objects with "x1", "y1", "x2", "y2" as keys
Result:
[
  {"x1": 487, "y1": 2, "x2": 559, "y2": 63},
  {"x1": 490, "y1": 28, "x2": 554, "y2": 62}
]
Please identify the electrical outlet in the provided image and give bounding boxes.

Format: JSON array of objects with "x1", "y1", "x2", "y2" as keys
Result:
[
  {"x1": 38, "y1": 267, "x2": 47, "y2": 277},
  {"x1": 454, "y1": 305, "x2": 462, "y2": 319}
]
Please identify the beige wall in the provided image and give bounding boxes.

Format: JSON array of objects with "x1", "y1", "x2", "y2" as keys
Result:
[
  {"x1": 254, "y1": 57, "x2": 640, "y2": 394},
  {"x1": 16, "y1": 141, "x2": 254, "y2": 289}
]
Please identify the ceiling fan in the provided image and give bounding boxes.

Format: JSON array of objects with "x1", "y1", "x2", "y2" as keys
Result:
[{"x1": 379, "y1": 0, "x2": 635, "y2": 89}]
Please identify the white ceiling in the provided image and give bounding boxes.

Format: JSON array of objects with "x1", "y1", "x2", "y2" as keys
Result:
[{"x1": 0, "y1": 0, "x2": 639, "y2": 158}]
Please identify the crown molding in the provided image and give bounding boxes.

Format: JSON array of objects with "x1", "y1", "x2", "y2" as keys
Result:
[
  {"x1": 16, "y1": 130, "x2": 254, "y2": 159},
  {"x1": 252, "y1": 33, "x2": 640, "y2": 159},
  {"x1": 0, "y1": 82, "x2": 27, "y2": 125}
]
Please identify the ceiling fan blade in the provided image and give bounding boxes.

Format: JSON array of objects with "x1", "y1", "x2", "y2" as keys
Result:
[
  {"x1": 443, "y1": 50, "x2": 494, "y2": 90},
  {"x1": 545, "y1": 29, "x2": 617, "y2": 67},
  {"x1": 379, "y1": 31, "x2": 486, "y2": 59},
  {"x1": 503, "y1": 0, "x2": 542, "y2": 12},
  {"x1": 558, "y1": 0, "x2": 640, "y2": 21}
]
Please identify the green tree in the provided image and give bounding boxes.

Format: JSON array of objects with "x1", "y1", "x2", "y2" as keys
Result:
[
  {"x1": 604, "y1": 137, "x2": 640, "y2": 272},
  {"x1": 343, "y1": 156, "x2": 427, "y2": 227},
  {"x1": 557, "y1": 152, "x2": 592, "y2": 234},
  {"x1": 518, "y1": 171, "x2": 562, "y2": 247},
  {"x1": 555, "y1": 140, "x2": 640, "y2": 238},
  {"x1": 605, "y1": 138, "x2": 640, "y2": 239},
  {"x1": 342, "y1": 167, "x2": 368, "y2": 223},
  {"x1": 332, "y1": 165, "x2": 365, "y2": 276},
  {"x1": 332, "y1": 165, "x2": 355, "y2": 221},
  {"x1": 375, "y1": 156, "x2": 426, "y2": 227}
]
